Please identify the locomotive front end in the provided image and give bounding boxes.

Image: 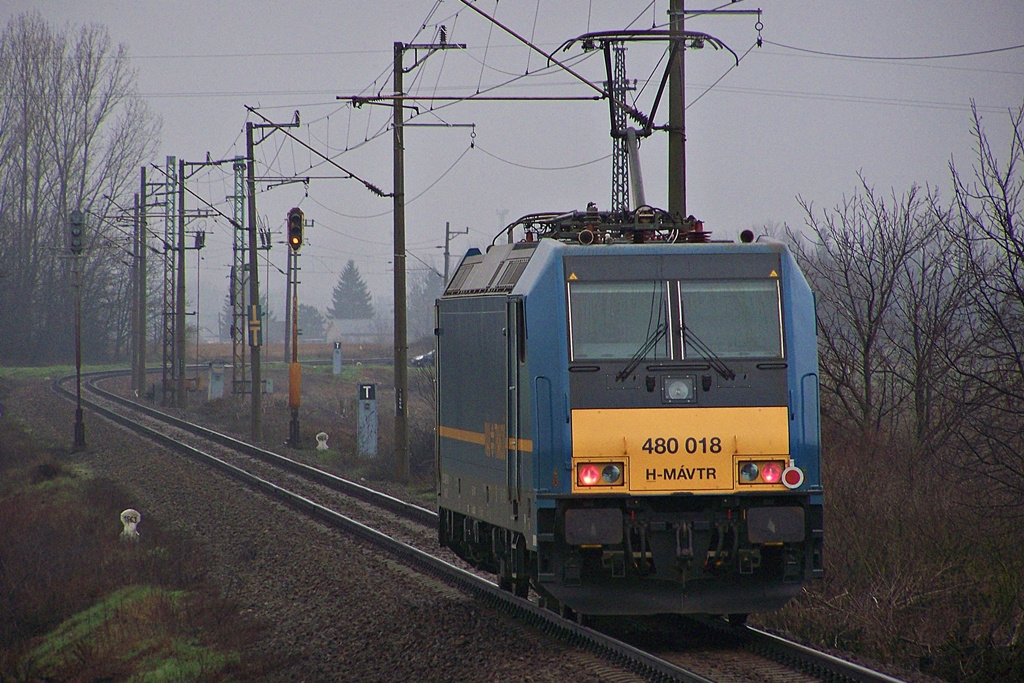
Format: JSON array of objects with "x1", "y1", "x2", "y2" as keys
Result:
[
  {"x1": 436, "y1": 222, "x2": 823, "y2": 618},
  {"x1": 535, "y1": 242, "x2": 823, "y2": 616}
]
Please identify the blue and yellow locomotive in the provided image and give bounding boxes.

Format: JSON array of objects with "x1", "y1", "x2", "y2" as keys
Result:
[{"x1": 436, "y1": 208, "x2": 823, "y2": 619}]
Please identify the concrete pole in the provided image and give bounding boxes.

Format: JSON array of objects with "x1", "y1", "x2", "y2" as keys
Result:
[
  {"x1": 137, "y1": 167, "x2": 148, "y2": 397},
  {"x1": 668, "y1": 0, "x2": 686, "y2": 220},
  {"x1": 284, "y1": 240, "x2": 292, "y2": 363},
  {"x1": 246, "y1": 122, "x2": 263, "y2": 440},
  {"x1": 393, "y1": 41, "x2": 409, "y2": 482},
  {"x1": 177, "y1": 158, "x2": 187, "y2": 408}
]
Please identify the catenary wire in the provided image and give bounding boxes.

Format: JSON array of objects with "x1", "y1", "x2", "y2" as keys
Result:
[{"x1": 764, "y1": 39, "x2": 1024, "y2": 62}]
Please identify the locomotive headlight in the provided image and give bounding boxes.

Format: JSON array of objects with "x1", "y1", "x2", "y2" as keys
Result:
[
  {"x1": 739, "y1": 462, "x2": 759, "y2": 482},
  {"x1": 601, "y1": 464, "x2": 622, "y2": 484},
  {"x1": 663, "y1": 376, "x2": 696, "y2": 403}
]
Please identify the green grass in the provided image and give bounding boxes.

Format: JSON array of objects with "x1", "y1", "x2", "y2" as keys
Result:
[
  {"x1": 28, "y1": 585, "x2": 171, "y2": 664},
  {"x1": 26, "y1": 585, "x2": 241, "y2": 682}
]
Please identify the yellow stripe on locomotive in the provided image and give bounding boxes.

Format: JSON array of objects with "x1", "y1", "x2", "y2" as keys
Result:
[{"x1": 570, "y1": 406, "x2": 792, "y2": 493}]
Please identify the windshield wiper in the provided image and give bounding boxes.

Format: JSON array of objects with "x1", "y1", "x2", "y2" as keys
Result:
[
  {"x1": 615, "y1": 323, "x2": 667, "y2": 382},
  {"x1": 683, "y1": 327, "x2": 736, "y2": 380}
]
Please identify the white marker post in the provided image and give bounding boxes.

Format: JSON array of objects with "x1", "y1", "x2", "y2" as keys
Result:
[
  {"x1": 120, "y1": 509, "x2": 141, "y2": 542},
  {"x1": 357, "y1": 383, "x2": 378, "y2": 458}
]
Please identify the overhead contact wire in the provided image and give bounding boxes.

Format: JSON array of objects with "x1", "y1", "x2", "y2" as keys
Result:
[{"x1": 765, "y1": 40, "x2": 1024, "y2": 61}]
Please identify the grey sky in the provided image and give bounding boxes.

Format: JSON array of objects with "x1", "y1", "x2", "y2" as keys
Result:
[{"x1": 5, "y1": 1, "x2": 1023, "y2": 333}]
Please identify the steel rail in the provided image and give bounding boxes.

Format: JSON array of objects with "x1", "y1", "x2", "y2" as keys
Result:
[{"x1": 743, "y1": 626, "x2": 908, "y2": 683}]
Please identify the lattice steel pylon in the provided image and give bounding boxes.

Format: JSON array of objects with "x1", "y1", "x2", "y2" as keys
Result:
[
  {"x1": 230, "y1": 157, "x2": 247, "y2": 394},
  {"x1": 160, "y1": 156, "x2": 177, "y2": 406},
  {"x1": 610, "y1": 43, "x2": 631, "y2": 214}
]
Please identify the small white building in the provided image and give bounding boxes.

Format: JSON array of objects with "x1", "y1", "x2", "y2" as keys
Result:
[{"x1": 325, "y1": 318, "x2": 381, "y2": 345}]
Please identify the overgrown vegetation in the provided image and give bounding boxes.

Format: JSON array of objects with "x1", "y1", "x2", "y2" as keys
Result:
[
  {"x1": 758, "y1": 101, "x2": 1024, "y2": 682},
  {"x1": 0, "y1": 379, "x2": 272, "y2": 680}
]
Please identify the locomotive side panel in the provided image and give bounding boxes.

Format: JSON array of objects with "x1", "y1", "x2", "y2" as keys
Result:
[{"x1": 436, "y1": 295, "x2": 514, "y2": 529}]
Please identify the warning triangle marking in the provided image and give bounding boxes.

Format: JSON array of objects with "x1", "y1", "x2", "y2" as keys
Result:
[
  {"x1": 769, "y1": 269, "x2": 778, "y2": 278},
  {"x1": 568, "y1": 272, "x2": 578, "y2": 281}
]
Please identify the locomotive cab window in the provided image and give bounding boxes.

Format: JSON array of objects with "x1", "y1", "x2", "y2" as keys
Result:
[
  {"x1": 678, "y1": 280, "x2": 783, "y2": 359},
  {"x1": 568, "y1": 281, "x2": 669, "y2": 361}
]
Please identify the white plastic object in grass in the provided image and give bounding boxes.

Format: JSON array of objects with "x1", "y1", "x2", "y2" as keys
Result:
[{"x1": 316, "y1": 432, "x2": 329, "y2": 451}]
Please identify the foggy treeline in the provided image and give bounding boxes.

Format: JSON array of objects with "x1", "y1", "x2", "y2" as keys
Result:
[
  {"x1": 0, "y1": 13, "x2": 442, "y2": 365},
  {"x1": 0, "y1": 13, "x2": 159, "y2": 364}
]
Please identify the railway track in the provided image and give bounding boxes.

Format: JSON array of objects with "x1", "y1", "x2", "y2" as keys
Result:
[{"x1": 54, "y1": 369, "x2": 907, "y2": 683}]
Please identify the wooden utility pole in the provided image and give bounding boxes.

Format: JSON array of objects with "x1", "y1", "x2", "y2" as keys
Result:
[{"x1": 393, "y1": 41, "x2": 409, "y2": 482}]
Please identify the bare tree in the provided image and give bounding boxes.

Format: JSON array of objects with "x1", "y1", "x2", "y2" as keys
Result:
[
  {"x1": 886, "y1": 199, "x2": 975, "y2": 456},
  {"x1": 946, "y1": 100, "x2": 1024, "y2": 514},
  {"x1": 786, "y1": 176, "x2": 934, "y2": 445},
  {"x1": 0, "y1": 13, "x2": 159, "y2": 364}
]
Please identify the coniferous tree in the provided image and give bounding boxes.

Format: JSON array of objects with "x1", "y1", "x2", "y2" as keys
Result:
[{"x1": 327, "y1": 260, "x2": 374, "y2": 319}]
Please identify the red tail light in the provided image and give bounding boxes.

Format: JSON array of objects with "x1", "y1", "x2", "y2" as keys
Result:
[
  {"x1": 578, "y1": 464, "x2": 601, "y2": 486},
  {"x1": 761, "y1": 461, "x2": 782, "y2": 484},
  {"x1": 576, "y1": 462, "x2": 625, "y2": 487},
  {"x1": 737, "y1": 460, "x2": 787, "y2": 485}
]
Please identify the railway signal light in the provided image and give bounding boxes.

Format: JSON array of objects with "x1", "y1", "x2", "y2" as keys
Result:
[
  {"x1": 69, "y1": 209, "x2": 85, "y2": 255},
  {"x1": 287, "y1": 207, "x2": 304, "y2": 251}
]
